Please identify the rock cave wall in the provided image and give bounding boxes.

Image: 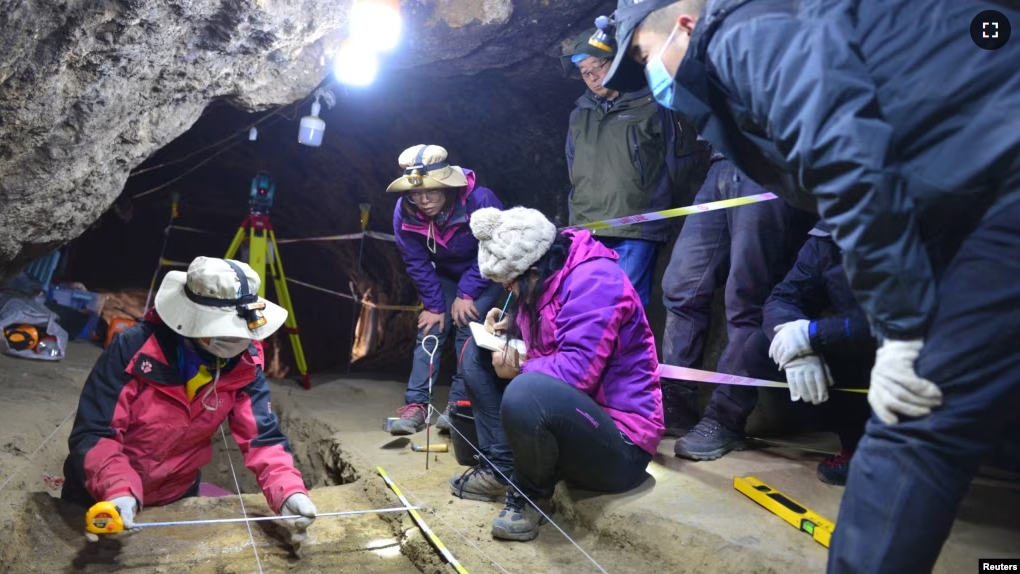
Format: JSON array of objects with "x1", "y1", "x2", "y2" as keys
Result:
[{"x1": 0, "y1": 0, "x2": 348, "y2": 275}]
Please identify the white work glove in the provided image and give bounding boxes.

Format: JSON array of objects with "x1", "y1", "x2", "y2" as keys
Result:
[
  {"x1": 85, "y1": 495, "x2": 138, "y2": 542},
  {"x1": 770, "y1": 320, "x2": 813, "y2": 369},
  {"x1": 869, "y1": 339, "x2": 942, "y2": 425},
  {"x1": 281, "y1": 492, "x2": 317, "y2": 544},
  {"x1": 783, "y1": 354, "x2": 833, "y2": 405}
]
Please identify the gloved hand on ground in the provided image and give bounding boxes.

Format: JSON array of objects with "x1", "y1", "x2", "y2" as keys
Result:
[
  {"x1": 783, "y1": 354, "x2": 832, "y2": 405},
  {"x1": 770, "y1": 320, "x2": 812, "y2": 369},
  {"x1": 281, "y1": 492, "x2": 317, "y2": 544},
  {"x1": 869, "y1": 339, "x2": 942, "y2": 424},
  {"x1": 85, "y1": 495, "x2": 139, "y2": 542}
]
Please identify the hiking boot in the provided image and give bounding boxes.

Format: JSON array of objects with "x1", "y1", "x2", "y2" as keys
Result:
[
  {"x1": 817, "y1": 449, "x2": 852, "y2": 486},
  {"x1": 389, "y1": 403, "x2": 427, "y2": 435},
  {"x1": 450, "y1": 465, "x2": 508, "y2": 502},
  {"x1": 491, "y1": 490, "x2": 550, "y2": 542},
  {"x1": 662, "y1": 382, "x2": 699, "y2": 438},
  {"x1": 673, "y1": 417, "x2": 746, "y2": 461},
  {"x1": 435, "y1": 402, "x2": 454, "y2": 434}
]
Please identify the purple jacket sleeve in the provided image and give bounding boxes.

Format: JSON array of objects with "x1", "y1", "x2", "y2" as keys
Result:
[
  {"x1": 457, "y1": 187, "x2": 503, "y2": 300},
  {"x1": 521, "y1": 261, "x2": 632, "y2": 394},
  {"x1": 393, "y1": 203, "x2": 445, "y2": 313}
]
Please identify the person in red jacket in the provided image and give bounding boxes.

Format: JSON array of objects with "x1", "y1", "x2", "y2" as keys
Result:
[{"x1": 61, "y1": 256, "x2": 316, "y2": 544}]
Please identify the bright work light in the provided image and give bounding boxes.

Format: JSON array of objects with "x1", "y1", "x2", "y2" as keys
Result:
[
  {"x1": 349, "y1": 0, "x2": 402, "y2": 53},
  {"x1": 334, "y1": 40, "x2": 379, "y2": 86}
]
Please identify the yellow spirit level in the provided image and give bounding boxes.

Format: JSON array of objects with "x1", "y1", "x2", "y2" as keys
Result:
[{"x1": 733, "y1": 476, "x2": 835, "y2": 548}]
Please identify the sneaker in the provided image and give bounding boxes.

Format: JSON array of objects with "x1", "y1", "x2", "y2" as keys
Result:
[
  {"x1": 662, "y1": 382, "x2": 699, "y2": 438},
  {"x1": 435, "y1": 403, "x2": 454, "y2": 434},
  {"x1": 450, "y1": 465, "x2": 508, "y2": 502},
  {"x1": 673, "y1": 417, "x2": 746, "y2": 461},
  {"x1": 491, "y1": 490, "x2": 550, "y2": 542},
  {"x1": 389, "y1": 403, "x2": 427, "y2": 435},
  {"x1": 817, "y1": 449, "x2": 852, "y2": 486}
]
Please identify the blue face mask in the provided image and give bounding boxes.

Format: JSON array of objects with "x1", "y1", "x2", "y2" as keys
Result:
[{"x1": 645, "y1": 25, "x2": 681, "y2": 109}]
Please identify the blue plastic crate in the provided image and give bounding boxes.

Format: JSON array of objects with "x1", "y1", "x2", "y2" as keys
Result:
[
  {"x1": 47, "y1": 285, "x2": 104, "y2": 339},
  {"x1": 48, "y1": 285, "x2": 100, "y2": 311},
  {"x1": 23, "y1": 251, "x2": 60, "y2": 292}
]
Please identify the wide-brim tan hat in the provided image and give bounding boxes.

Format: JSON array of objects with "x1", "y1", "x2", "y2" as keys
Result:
[
  {"x1": 154, "y1": 257, "x2": 287, "y2": 341},
  {"x1": 385, "y1": 144, "x2": 468, "y2": 193}
]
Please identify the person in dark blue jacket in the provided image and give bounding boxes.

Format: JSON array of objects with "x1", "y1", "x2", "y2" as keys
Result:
[
  {"x1": 761, "y1": 222, "x2": 873, "y2": 486},
  {"x1": 600, "y1": 0, "x2": 1020, "y2": 571}
]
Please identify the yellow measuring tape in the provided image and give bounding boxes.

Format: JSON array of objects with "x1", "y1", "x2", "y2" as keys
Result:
[
  {"x1": 567, "y1": 192, "x2": 779, "y2": 231},
  {"x1": 377, "y1": 467, "x2": 469, "y2": 574},
  {"x1": 734, "y1": 476, "x2": 835, "y2": 548}
]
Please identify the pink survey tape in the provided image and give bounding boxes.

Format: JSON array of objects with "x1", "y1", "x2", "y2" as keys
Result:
[
  {"x1": 658, "y1": 365, "x2": 788, "y2": 389},
  {"x1": 657, "y1": 364, "x2": 867, "y2": 394}
]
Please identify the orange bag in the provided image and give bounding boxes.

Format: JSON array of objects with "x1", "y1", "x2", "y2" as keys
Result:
[{"x1": 104, "y1": 318, "x2": 138, "y2": 349}]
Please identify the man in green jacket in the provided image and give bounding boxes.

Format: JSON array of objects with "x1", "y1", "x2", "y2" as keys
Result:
[{"x1": 563, "y1": 28, "x2": 708, "y2": 306}]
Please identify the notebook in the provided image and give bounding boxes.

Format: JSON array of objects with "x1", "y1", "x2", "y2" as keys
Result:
[{"x1": 468, "y1": 322, "x2": 527, "y2": 357}]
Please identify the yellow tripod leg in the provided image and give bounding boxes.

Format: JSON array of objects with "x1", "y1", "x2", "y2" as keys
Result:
[
  {"x1": 267, "y1": 230, "x2": 310, "y2": 389},
  {"x1": 733, "y1": 476, "x2": 835, "y2": 548},
  {"x1": 246, "y1": 226, "x2": 268, "y2": 296},
  {"x1": 224, "y1": 225, "x2": 247, "y2": 261}
]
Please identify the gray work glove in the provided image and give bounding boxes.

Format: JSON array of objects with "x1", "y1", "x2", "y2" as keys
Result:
[
  {"x1": 868, "y1": 339, "x2": 943, "y2": 424},
  {"x1": 770, "y1": 320, "x2": 813, "y2": 369},
  {"x1": 280, "y1": 492, "x2": 317, "y2": 545},
  {"x1": 783, "y1": 354, "x2": 833, "y2": 405}
]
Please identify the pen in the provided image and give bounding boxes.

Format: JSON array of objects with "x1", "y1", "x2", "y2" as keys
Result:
[{"x1": 497, "y1": 292, "x2": 512, "y2": 323}]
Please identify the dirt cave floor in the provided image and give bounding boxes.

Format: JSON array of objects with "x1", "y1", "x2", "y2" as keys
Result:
[{"x1": 1, "y1": 341, "x2": 1018, "y2": 574}]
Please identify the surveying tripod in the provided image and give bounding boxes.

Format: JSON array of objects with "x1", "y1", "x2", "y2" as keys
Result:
[{"x1": 225, "y1": 172, "x2": 311, "y2": 389}]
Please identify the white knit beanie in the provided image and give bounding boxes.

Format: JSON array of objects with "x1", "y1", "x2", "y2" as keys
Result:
[{"x1": 471, "y1": 207, "x2": 558, "y2": 285}]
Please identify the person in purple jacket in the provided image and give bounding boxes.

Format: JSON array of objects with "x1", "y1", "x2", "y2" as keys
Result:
[
  {"x1": 387, "y1": 145, "x2": 506, "y2": 436},
  {"x1": 469, "y1": 206, "x2": 664, "y2": 542}
]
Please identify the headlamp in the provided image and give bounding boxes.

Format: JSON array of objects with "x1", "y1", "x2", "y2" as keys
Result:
[
  {"x1": 238, "y1": 301, "x2": 268, "y2": 330},
  {"x1": 589, "y1": 14, "x2": 617, "y2": 52},
  {"x1": 405, "y1": 165, "x2": 425, "y2": 187}
]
